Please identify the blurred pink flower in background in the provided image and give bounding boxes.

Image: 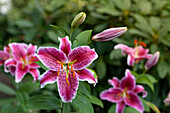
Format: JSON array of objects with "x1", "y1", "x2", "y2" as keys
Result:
[{"x1": 164, "y1": 92, "x2": 170, "y2": 106}]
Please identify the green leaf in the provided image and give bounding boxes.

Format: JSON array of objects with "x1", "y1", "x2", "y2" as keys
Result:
[
  {"x1": 107, "y1": 104, "x2": 116, "y2": 113},
  {"x1": 97, "y1": 6, "x2": 122, "y2": 16},
  {"x1": 124, "y1": 107, "x2": 139, "y2": 113},
  {"x1": 144, "y1": 100, "x2": 161, "y2": 113},
  {"x1": 50, "y1": 24, "x2": 69, "y2": 36},
  {"x1": 109, "y1": 49, "x2": 123, "y2": 60},
  {"x1": 136, "y1": 74, "x2": 157, "y2": 91},
  {"x1": 157, "y1": 61, "x2": 169, "y2": 79},
  {"x1": 35, "y1": 61, "x2": 48, "y2": 70},
  {"x1": 128, "y1": 28, "x2": 150, "y2": 38},
  {"x1": 78, "y1": 82, "x2": 92, "y2": 99},
  {"x1": 73, "y1": 30, "x2": 92, "y2": 47},
  {"x1": 149, "y1": 17, "x2": 161, "y2": 30},
  {"x1": 0, "y1": 98, "x2": 15, "y2": 107},
  {"x1": 140, "y1": 98, "x2": 150, "y2": 112},
  {"x1": 72, "y1": 93, "x2": 94, "y2": 113},
  {"x1": 47, "y1": 30, "x2": 59, "y2": 43},
  {"x1": 0, "y1": 82, "x2": 16, "y2": 95},
  {"x1": 27, "y1": 94, "x2": 61, "y2": 110},
  {"x1": 16, "y1": 92, "x2": 29, "y2": 104},
  {"x1": 96, "y1": 58, "x2": 106, "y2": 80},
  {"x1": 25, "y1": 28, "x2": 37, "y2": 42},
  {"x1": 139, "y1": 1, "x2": 151, "y2": 14},
  {"x1": 15, "y1": 20, "x2": 34, "y2": 28},
  {"x1": 89, "y1": 96, "x2": 103, "y2": 108}
]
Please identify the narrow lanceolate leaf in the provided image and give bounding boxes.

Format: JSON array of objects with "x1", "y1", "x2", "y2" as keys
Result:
[
  {"x1": 27, "y1": 94, "x2": 61, "y2": 110},
  {"x1": 72, "y1": 93, "x2": 94, "y2": 113},
  {"x1": 78, "y1": 82, "x2": 92, "y2": 99},
  {"x1": 89, "y1": 96, "x2": 104, "y2": 108},
  {"x1": 144, "y1": 100, "x2": 161, "y2": 113},
  {"x1": 0, "y1": 82, "x2": 16, "y2": 95},
  {"x1": 35, "y1": 61, "x2": 48, "y2": 70},
  {"x1": 50, "y1": 24, "x2": 70, "y2": 36}
]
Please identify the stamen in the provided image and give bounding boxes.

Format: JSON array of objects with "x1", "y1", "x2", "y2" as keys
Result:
[
  {"x1": 66, "y1": 78, "x2": 70, "y2": 85},
  {"x1": 134, "y1": 39, "x2": 138, "y2": 46},
  {"x1": 71, "y1": 65, "x2": 73, "y2": 72},
  {"x1": 73, "y1": 71, "x2": 75, "y2": 78},
  {"x1": 61, "y1": 62, "x2": 63, "y2": 69},
  {"x1": 139, "y1": 42, "x2": 147, "y2": 47},
  {"x1": 57, "y1": 70, "x2": 60, "y2": 76},
  {"x1": 67, "y1": 63, "x2": 69, "y2": 70}
]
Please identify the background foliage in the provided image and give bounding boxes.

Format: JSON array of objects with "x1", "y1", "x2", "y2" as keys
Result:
[{"x1": 0, "y1": 0, "x2": 170, "y2": 112}]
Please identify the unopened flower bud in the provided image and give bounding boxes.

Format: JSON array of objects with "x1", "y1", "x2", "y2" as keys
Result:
[
  {"x1": 145, "y1": 51, "x2": 160, "y2": 70},
  {"x1": 164, "y1": 92, "x2": 170, "y2": 106},
  {"x1": 92, "y1": 27, "x2": 127, "y2": 41},
  {"x1": 71, "y1": 12, "x2": 86, "y2": 28}
]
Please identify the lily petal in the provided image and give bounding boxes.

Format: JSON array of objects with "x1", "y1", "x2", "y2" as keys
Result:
[
  {"x1": 4, "y1": 58, "x2": 16, "y2": 73},
  {"x1": 108, "y1": 77, "x2": 120, "y2": 88},
  {"x1": 134, "y1": 85, "x2": 147, "y2": 98},
  {"x1": 0, "y1": 60, "x2": 5, "y2": 66},
  {"x1": 9, "y1": 43, "x2": 27, "y2": 62},
  {"x1": 116, "y1": 101, "x2": 126, "y2": 113},
  {"x1": 59, "y1": 36, "x2": 71, "y2": 56},
  {"x1": 15, "y1": 63, "x2": 29, "y2": 83},
  {"x1": 8, "y1": 66, "x2": 16, "y2": 76},
  {"x1": 124, "y1": 91, "x2": 144, "y2": 113},
  {"x1": 68, "y1": 46, "x2": 98, "y2": 70},
  {"x1": 114, "y1": 44, "x2": 133, "y2": 56},
  {"x1": 0, "y1": 51, "x2": 9, "y2": 60},
  {"x1": 29, "y1": 69, "x2": 40, "y2": 82},
  {"x1": 120, "y1": 69, "x2": 135, "y2": 91},
  {"x1": 100, "y1": 88, "x2": 123, "y2": 103},
  {"x1": 75, "y1": 68, "x2": 97, "y2": 85},
  {"x1": 57, "y1": 71, "x2": 79, "y2": 103},
  {"x1": 27, "y1": 44, "x2": 37, "y2": 56},
  {"x1": 36, "y1": 47, "x2": 67, "y2": 70},
  {"x1": 39, "y1": 70, "x2": 58, "y2": 88},
  {"x1": 127, "y1": 55, "x2": 135, "y2": 66}
]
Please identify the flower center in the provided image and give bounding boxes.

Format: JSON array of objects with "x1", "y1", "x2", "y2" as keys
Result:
[{"x1": 57, "y1": 61, "x2": 76, "y2": 85}]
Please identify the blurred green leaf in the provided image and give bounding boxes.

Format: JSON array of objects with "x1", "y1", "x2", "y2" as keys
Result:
[
  {"x1": 107, "y1": 104, "x2": 116, "y2": 113},
  {"x1": 136, "y1": 74, "x2": 157, "y2": 91},
  {"x1": 16, "y1": 92, "x2": 29, "y2": 104},
  {"x1": 97, "y1": 6, "x2": 122, "y2": 16},
  {"x1": 35, "y1": 61, "x2": 48, "y2": 71},
  {"x1": 109, "y1": 49, "x2": 123, "y2": 60},
  {"x1": 73, "y1": 30, "x2": 92, "y2": 47},
  {"x1": 15, "y1": 20, "x2": 34, "y2": 28},
  {"x1": 78, "y1": 82, "x2": 92, "y2": 99},
  {"x1": 50, "y1": 25, "x2": 69, "y2": 36},
  {"x1": 139, "y1": 1, "x2": 151, "y2": 14},
  {"x1": 0, "y1": 98, "x2": 15, "y2": 107},
  {"x1": 124, "y1": 107, "x2": 139, "y2": 113},
  {"x1": 157, "y1": 61, "x2": 169, "y2": 79},
  {"x1": 27, "y1": 94, "x2": 61, "y2": 110},
  {"x1": 89, "y1": 96, "x2": 103, "y2": 108},
  {"x1": 144, "y1": 100, "x2": 161, "y2": 113},
  {"x1": 149, "y1": 17, "x2": 161, "y2": 30},
  {"x1": 25, "y1": 28, "x2": 37, "y2": 42},
  {"x1": 72, "y1": 93, "x2": 94, "y2": 113},
  {"x1": 47, "y1": 30, "x2": 59, "y2": 43},
  {"x1": 0, "y1": 82, "x2": 16, "y2": 95},
  {"x1": 96, "y1": 58, "x2": 106, "y2": 80}
]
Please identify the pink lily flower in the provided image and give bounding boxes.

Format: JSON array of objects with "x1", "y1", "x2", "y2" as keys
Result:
[
  {"x1": 0, "y1": 45, "x2": 16, "y2": 75},
  {"x1": 100, "y1": 69, "x2": 147, "y2": 113},
  {"x1": 36, "y1": 36, "x2": 98, "y2": 102},
  {"x1": 92, "y1": 27, "x2": 127, "y2": 41},
  {"x1": 9, "y1": 43, "x2": 40, "y2": 83},
  {"x1": 114, "y1": 43, "x2": 152, "y2": 66},
  {"x1": 145, "y1": 51, "x2": 160, "y2": 70},
  {"x1": 164, "y1": 92, "x2": 170, "y2": 106}
]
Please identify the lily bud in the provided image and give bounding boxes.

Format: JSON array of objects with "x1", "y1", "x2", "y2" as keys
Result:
[
  {"x1": 92, "y1": 27, "x2": 127, "y2": 41},
  {"x1": 71, "y1": 12, "x2": 86, "y2": 28},
  {"x1": 145, "y1": 51, "x2": 160, "y2": 70}
]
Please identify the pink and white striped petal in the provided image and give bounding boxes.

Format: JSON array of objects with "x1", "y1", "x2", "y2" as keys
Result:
[
  {"x1": 0, "y1": 51, "x2": 9, "y2": 60},
  {"x1": 120, "y1": 69, "x2": 135, "y2": 91},
  {"x1": 4, "y1": 58, "x2": 16, "y2": 73},
  {"x1": 27, "y1": 44, "x2": 37, "y2": 56},
  {"x1": 15, "y1": 63, "x2": 29, "y2": 83},
  {"x1": 9, "y1": 43, "x2": 27, "y2": 62},
  {"x1": 108, "y1": 77, "x2": 120, "y2": 88},
  {"x1": 59, "y1": 36, "x2": 71, "y2": 56},
  {"x1": 100, "y1": 88, "x2": 123, "y2": 103},
  {"x1": 134, "y1": 85, "x2": 147, "y2": 98},
  {"x1": 127, "y1": 55, "x2": 135, "y2": 66},
  {"x1": 3, "y1": 46, "x2": 10, "y2": 53},
  {"x1": 0, "y1": 60, "x2": 5, "y2": 66},
  {"x1": 36, "y1": 47, "x2": 67, "y2": 70},
  {"x1": 57, "y1": 71, "x2": 79, "y2": 103},
  {"x1": 68, "y1": 46, "x2": 98, "y2": 70},
  {"x1": 114, "y1": 44, "x2": 133, "y2": 56},
  {"x1": 8, "y1": 66, "x2": 16, "y2": 76},
  {"x1": 39, "y1": 70, "x2": 58, "y2": 88},
  {"x1": 75, "y1": 68, "x2": 97, "y2": 85},
  {"x1": 124, "y1": 91, "x2": 144, "y2": 113},
  {"x1": 29, "y1": 69, "x2": 40, "y2": 82},
  {"x1": 116, "y1": 101, "x2": 126, "y2": 113}
]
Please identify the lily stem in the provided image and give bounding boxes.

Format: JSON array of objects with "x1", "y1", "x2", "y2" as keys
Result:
[{"x1": 61, "y1": 102, "x2": 64, "y2": 113}]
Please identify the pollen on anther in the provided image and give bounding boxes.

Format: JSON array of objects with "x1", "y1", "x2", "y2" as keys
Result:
[
  {"x1": 66, "y1": 78, "x2": 70, "y2": 85},
  {"x1": 61, "y1": 62, "x2": 63, "y2": 69},
  {"x1": 73, "y1": 71, "x2": 75, "y2": 78},
  {"x1": 67, "y1": 63, "x2": 69, "y2": 70},
  {"x1": 71, "y1": 65, "x2": 73, "y2": 72},
  {"x1": 57, "y1": 70, "x2": 60, "y2": 76}
]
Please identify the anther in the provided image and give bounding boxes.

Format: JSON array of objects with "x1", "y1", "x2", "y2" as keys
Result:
[
  {"x1": 71, "y1": 65, "x2": 73, "y2": 72},
  {"x1": 61, "y1": 62, "x2": 63, "y2": 69},
  {"x1": 73, "y1": 71, "x2": 75, "y2": 78},
  {"x1": 67, "y1": 63, "x2": 69, "y2": 70},
  {"x1": 134, "y1": 39, "x2": 138, "y2": 46},
  {"x1": 66, "y1": 78, "x2": 70, "y2": 85},
  {"x1": 57, "y1": 70, "x2": 60, "y2": 76},
  {"x1": 139, "y1": 42, "x2": 147, "y2": 47}
]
